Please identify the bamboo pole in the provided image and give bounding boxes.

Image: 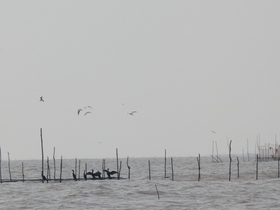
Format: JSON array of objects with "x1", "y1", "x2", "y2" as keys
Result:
[
  {"x1": 237, "y1": 156, "x2": 239, "y2": 178},
  {"x1": 118, "y1": 161, "x2": 122, "y2": 179},
  {"x1": 229, "y1": 140, "x2": 232, "y2": 181},
  {"x1": 102, "y1": 159, "x2": 105, "y2": 179},
  {"x1": 278, "y1": 157, "x2": 280, "y2": 178},
  {"x1": 164, "y1": 149, "x2": 167, "y2": 178},
  {"x1": 40, "y1": 128, "x2": 44, "y2": 183},
  {"x1": 127, "y1": 156, "x2": 131, "y2": 179},
  {"x1": 75, "y1": 158, "x2": 77, "y2": 176},
  {"x1": 116, "y1": 148, "x2": 119, "y2": 178},
  {"x1": 78, "y1": 159, "x2": 81, "y2": 181},
  {"x1": 22, "y1": 162, "x2": 24, "y2": 182},
  {"x1": 0, "y1": 147, "x2": 2, "y2": 183},
  {"x1": 47, "y1": 156, "x2": 51, "y2": 180},
  {"x1": 53, "y1": 147, "x2": 56, "y2": 181},
  {"x1": 171, "y1": 157, "x2": 174, "y2": 181},
  {"x1": 60, "y1": 156, "x2": 63, "y2": 183},
  {"x1": 155, "y1": 184, "x2": 160, "y2": 200},
  {"x1": 148, "y1": 160, "x2": 151, "y2": 180},
  {"x1": 197, "y1": 154, "x2": 201, "y2": 181},
  {"x1": 8, "y1": 152, "x2": 11, "y2": 181},
  {"x1": 256, "y1": 154, "x2": 258, "y2": 180}
]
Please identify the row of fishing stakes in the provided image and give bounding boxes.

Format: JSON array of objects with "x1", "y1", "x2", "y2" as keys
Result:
[{"x1": 2, "y1": 130, "x2": 280, "y2": 184}]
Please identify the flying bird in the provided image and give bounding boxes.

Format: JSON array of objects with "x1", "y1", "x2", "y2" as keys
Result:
[
  {"x1": 211, "y1": 130, "x2": 216, "y2": 134},
  {"x1": 40, "y1": 96, "x2": 44, "y2": 102},
  {"x1": 77, "y1": 109, "x2": 83, "y2": 115},
  {"x1": 128, "y1": 111, "x2": 137, "y2": 115},
  {"x1": 84, "y1": 111, "x2": 92, "y2": 116},
  {"x1": 84, "y1": 106, "x2": 92, "y2": 109}
]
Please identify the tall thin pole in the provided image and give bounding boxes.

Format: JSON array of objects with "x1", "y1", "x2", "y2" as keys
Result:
[
  {"x1": 197, "y1": 153, "x2": 201, "y2": 181},
  {"x1": 171, "y1": 157, "x2": 174, "y2": 181},
  {"x1": 256, "y1": 154, "x2": 258, "y2": 180},
  {"x1": 8, "y1": 152, "x2": 11, "y2": 181},
  {"x1": 164, "y1": 149, "x2": 167, "y2": 178},
  {"x1": 0, "y1": 147, "x2": 2, "y2": 183},
  {"x1": 22, "y1": 162, "x2": 25, "y2": 182},
  {"x1": 78, "y1": 159, "x2": 81, "y2": 181},
  {"x1": 229, "y1": 140, "x2": 232, "y2": 181},
  {"x1": 60, "y1": 156, "x2": 63, "y2": 183},
  {"x1": 40, "y1": 128, "x2": 44, "y2": 181},
  {"x1": 53, "y1": 147, "x2": 56, "y2": 180},
  {"x1": 148, "y1": 160, "x2": 151, "y2": 180},
  {"x1": 116, "y1": 148, "x2": 119, "y2": 178}
]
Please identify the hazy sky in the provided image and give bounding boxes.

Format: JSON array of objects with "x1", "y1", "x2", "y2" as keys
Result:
[{"x1": 1, "y1": 1, "x2": 280, "y2": 160}]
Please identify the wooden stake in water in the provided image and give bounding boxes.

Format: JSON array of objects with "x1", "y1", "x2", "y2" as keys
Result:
[
  {"x1": 127, "y1": 156, "x2": 131, "y2": 179},
  {"x1": 53, "y1": 147, "x2": 56, "y2": 181},
  {"x1": 0, "y1": 147, "x2": 2, "y2": 183},
  {"x1": 278, "y1": 157, "x2": 280, "y2": 178},
  {"x1": 155, "y1": 184, "x2": 160, "y2": 200},
  {"x1": 229, "y1": 140, "x2": 232, "y2": 181},
  {"x1": 47, "y1": 156, "x2": 51, "y2": 180},
  {"x1": 102, "y1": 159, "x2": 105, "y2": 179},
  {"x1": 171, "y1": 157, "x2": 174, "y2": 181},
  {"x1": 164, "y1": 149, "x2": 167, "y2": 178},
  {"x1": 22, "y1": 162, "x2": 25, "y2": 182},
  {"x1": 148, "y1": 160, "x2": 151, "y2": 180},
  {"x1": 78, "y1": 159, "x2": 81, "y2": 181},
  {"x1": 40, "y1": 128, "x2": 44, "y2": 183},
  {"x1": 197, "y1": 153, "x2": 201, "y2": 181},
  {"x1": 8, "y1": 152, "x2": 12, "y2": 181},
  {"x1": 237, "y1": 156, "x2": 239, "y2": 178},
  {"x1": 116, "y1": 148, "x2": 119, "y2": 178},
  {"x1": 75, "y1": 158, "x2": 77, "y2": 176},
  {"x1": 118, "y1": 161, "x2": 122, "y2": 179},
  {"x1": 256, "y1": 154, "x2": 258, "y2": 180},
  {"x1": 60, "y1": 156, "x2": 63, "y2": 183}
]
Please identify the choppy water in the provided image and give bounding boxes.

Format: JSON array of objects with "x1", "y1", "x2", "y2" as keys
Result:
[{"x1": 0, "y1": 156, "x2": 279, "y2": 209}]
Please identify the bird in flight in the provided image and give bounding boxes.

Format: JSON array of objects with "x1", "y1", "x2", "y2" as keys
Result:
[
  {"x1": 84, "y1": 111, "x2": 92, "y2": 116},
  {"x1": 211, "y1": 130, "x2": 216, "y2": 134},
  {"x1": 128, "y1": 111, "x2": 137, "y2": 115},
  {"x1": 77, "y1": 109, "x2": 83, "y2": 115},
  {"x1": 84, "y1": 106, "x2": 92, "y2": 109},
  {"x1": 40, "y1": 96, "x2": 44, "y2": 102}
]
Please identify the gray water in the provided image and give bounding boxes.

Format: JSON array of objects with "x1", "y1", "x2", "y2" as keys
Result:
[{"x1": 0, "y1": 156, "x2": 279, "y2": 209}]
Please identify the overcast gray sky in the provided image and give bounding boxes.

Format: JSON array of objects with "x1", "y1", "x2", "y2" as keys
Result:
[{"x1": 1, "y1": 1, "x2": 280, "y2": 160}]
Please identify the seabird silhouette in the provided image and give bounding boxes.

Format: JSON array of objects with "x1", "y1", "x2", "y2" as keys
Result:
[
  {"x1": 128, "y1": 111, "x2": 137, "y2": 115},
  {"x1": 86, "y1": 169, "x2": 95, "y2": 179},
  {"x1": 41, "y1": 172, "x2": 48, "y2": 183},
  {"x1": 40, "y1": 96, "x2": 44, "y2": 102},
  {"x1": 84, "y1": 106, "x2": 92, "y2": 109},
  {"x1": 211, "y1": 130, "x2": 216, "y2": 134},
  {"x1": 103, "y1": 168, "x2": 118, "y2": 179},
  {"x1": 72, "y1": 170, "x2": 77, "y2": 181},
  {"x1": 78, "y1": 109, "x2": 83, "y2": 115},
  {"x1": 84, "y1": 111, "x2": 92, "y2": 116},
  {"x1": 93, "y1": 171, "x2": 102, "y2": 179}
]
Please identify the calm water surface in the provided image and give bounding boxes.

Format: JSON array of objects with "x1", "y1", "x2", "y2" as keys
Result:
[{"x1": 0, "y1": 156, "x2": 279, "y2": 209}]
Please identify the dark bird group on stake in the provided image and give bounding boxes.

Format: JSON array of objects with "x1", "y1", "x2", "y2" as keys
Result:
[{"x1": 85, "y1": 169, "x2": 102, "y2": 179}]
